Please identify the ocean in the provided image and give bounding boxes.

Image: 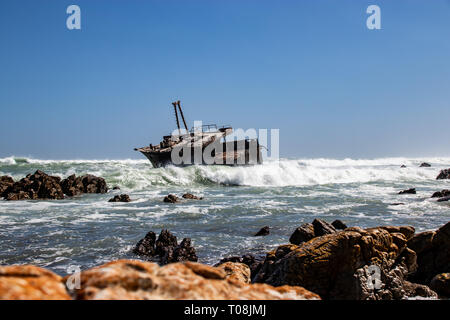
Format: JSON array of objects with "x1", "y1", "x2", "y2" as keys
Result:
[{"x1": 0, "y1": 156, "x2": 449, "y2": 275}]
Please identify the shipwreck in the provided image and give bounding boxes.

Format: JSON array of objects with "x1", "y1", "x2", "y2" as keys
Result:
[{"x1": 134, "y1": 101, "x2": 263, "y2": 168}]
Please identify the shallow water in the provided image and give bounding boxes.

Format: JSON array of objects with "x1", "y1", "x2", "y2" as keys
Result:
[{"x1": 0, "y1": 156, "x2": 449, "y2": 275}]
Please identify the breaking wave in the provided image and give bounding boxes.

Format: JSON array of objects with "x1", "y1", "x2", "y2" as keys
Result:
[{"x1": 1, "y1": 156, "x2": 449, "y2": 189}]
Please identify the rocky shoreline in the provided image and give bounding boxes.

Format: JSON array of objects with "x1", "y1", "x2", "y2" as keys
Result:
[{"x1": 0, "y1": 220, "x2": 448, "y2": 300}]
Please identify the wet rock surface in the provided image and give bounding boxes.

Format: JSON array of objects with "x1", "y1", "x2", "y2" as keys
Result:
[
  {"x1": 431, "y1": 189, "x2": 450, "y2": 198},
  {"x1": 436, "y1": 168, "x2": 450, "y2": 179},
  {"x1": 398, "y1": 188, "x2": 416, "y2": 195},
  {"x1": 182, "y1": 193, "x2": 203, "y2": 200},
  {"x1": 163, "y1": 194, "x2": 179, "y2": 203},
  {"x1": 4, "y1": 170, "x2": 64, "y2": 201},
  {"x1": 419, "y1": 162, "x2": 431, "y2": 167},
  {"x1": 108, "y1": 194, "x2": 131, "y2": 202},
  {"x1": 68, "y1": 260, "x2": 320, "y2": 300},
  {"x1": 254, "y1": 226, "x2": 270, "y2": 236},
  {"x1": 1, "y1": 171, "x2": 108, "y2": 200},
  {"x1": 134, "y1": 229, "x2": 198, "y2": 265}
]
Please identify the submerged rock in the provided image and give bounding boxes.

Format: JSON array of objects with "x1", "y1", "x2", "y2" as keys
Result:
[
  {"x1": 400, "y1": 165, "x2": 407, "y2": 168},
  {"x1": 431, "y1": 189, "x2": 450, "y2": 198},
  {"x1": 67, "y1": 260, "x2": 320, "y2": 300},
  {"x1": 436, "y1": 168, "x2": 450, "y2": 180},
  {"x1": 182, "y1": 193, "x2": 203, "y2": 200},
  {"x1": 398, "y1": 188, "x2": 416, "y2": 195},
  {"x1": 0, "y1": 265, "x2": 70, "y2": 300},
  {"x1": 134, "y1": 229, "x2": 197, "y2": 265},
  {"x1": 108, "y1": 194, "x2": 131, "y2": 202},
  {"x1": 419, "y1": 162, "x2": 431, "y2": 167},
  {"x1": 112, "y1": 186, "x2": 120, "y2": 190},
  {"x1": 437, "y1": 196, "x2": 450, "y2": 202},
  {"x1": 254, "y1": 226, "x2": 270, "y2": 236},
  {"x1": 254, "y1": 225, "x2": 437, "y2": 300},
  {"x1": 163, "y1": 194, "x2": 179, "y2": 203}
]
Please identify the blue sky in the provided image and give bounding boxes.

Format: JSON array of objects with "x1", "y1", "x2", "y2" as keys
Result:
[{"x1": 1, "y1": 0, "x2": 449, "y2": 159}]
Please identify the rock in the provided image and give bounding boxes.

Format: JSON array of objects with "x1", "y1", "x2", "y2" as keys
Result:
[
  {"x1": 133, "y1": 231, "x2": 156, "y2": 257},
  {"x1": 409, "y1": 222, "x2": 450, "y2": 284},
  {"x1": 69, "y1": 260, "x2": 320, "y2": 300},
  {"x1": 400, "y1": 165, "x2": 407, "y2": 168},
  {"x1": 431, "y1": 189, "x2": 450, "y2": 198},
  {"x1": 81, "y1": 174, "x2": 108, "y2": 193},
  {"x1": 254, "y1": 226, "x2": 270, "y2": 236},
  {"x1": 216, "y1": 262, "x2": 251, "y2": 284},
  {"x1": 182, "y1": 193, "x2": 203, "y2": 200},
  {"x1": 112, "y1": 186, "x2": 120, "y2": 190},
  {"x1": 430, "y1": 273, "x2": 450, "y2": 297},
  {"x1": 289, "y1": 223, "x2": 315, "y2": 245},
  {"x1": 312, "y1": 218, "x2": 336, "y2": 236},
  {"x1": 391, "y1": 203, "x2": 405, "y2": 206},
  {"x1": 398, "y1": 188, "x2": 416, "y2": 195},
  {"x1": 134, "y1": 230, "x2": 197, "y2": 265},
  {"x1": 419, "y1": 162, "x2": 431, "y2": 167},
  {"x1": 163, "y1": 194, "x2": 179, "y2": 203},
  {"x1": 0, "y1": 265, "x2": 70, "y2": 300},
  {"x1": 254, "y1": 226, "x2": 436, "y2": 300},
  {"x1": 436, "y1": 168, "x2": 450, "y2": 180},
  {"x1": 5, "y1": 170, "x2": 64, "y2": 200},
  {"x1": 331, "y1": 220, "x2": 348, "y2": 230},
  {"x1": 61, "y1": 174, "x2": 84, "y2": 197},
  {"x1": 437, "y1": 196, "x2": 450, "y2": 202},
  {"x1": 0, "y1": 176, "x2": 14, "y2": 198},
  {"x1": 215, "y1": 254, "x2": 265, "y2": 282},
  {"x1": 108, "y1": 194, "x2": 131, "y2": 202}
]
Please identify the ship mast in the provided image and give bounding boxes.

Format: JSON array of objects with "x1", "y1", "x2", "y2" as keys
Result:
[
  {"x1": 177, "y1": 100, "x2": 188, "y2": 133},
  {"x1": 171, "y1": 101, "x2": 181, "y2": 136}
]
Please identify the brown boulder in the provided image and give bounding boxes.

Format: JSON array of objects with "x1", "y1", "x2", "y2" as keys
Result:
[
  {"x1": 5, "y1": 170, "x2": 64, "y2": 200},
  {"x1": 81, "y1": 174, "x2": 108, "y2": 193},
  {"x1": 430, "y1": 273, "x2": 450, "y2": 297},
  {"x1": 0, "y1": 265, "x2": 70, "y2": 300},
  {"x1": 409, "y1": 222, "x2": 450, "y2": 284},
  {"x1": 313, "y1": 218, "x2": 337, "y2": 236},
  {"x1": 69, "y1": 260, "x2": 320, "y2": 300},
  {"x1": 289, "y1": 223, "x2": 315, "y2": 245},
  {"x1": 255, "y1": 226, "x2": 435, "y2": 300},
  {"x1": 215, "y1": 262, "x2": 251, "y2": 284}
]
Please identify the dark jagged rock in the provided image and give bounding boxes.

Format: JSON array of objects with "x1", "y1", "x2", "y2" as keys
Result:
[
  {"x1": 331, "y1": 220, "x2": 347, "y2": 230},
  {"x1": 430, "y1": 273, "x2": 450, "y2": 298},
  {"x1": 398, "y1": 188, "x2": 416, "y2": 195},
  {"x1": 409, "y1": 222, "x2": 450, "y2": 284},
  {"x1": 0, "y1": 176, "x2": 14, "y2": 198},
  {"x1": 436, "y1": 168, "x2": 450, "y2": 180},
  {"x1": 61, "y1": 174, "x2": 84, "y2": 197},
  {"x1": 5, "y1": 170, "x2": 64, "y2": 201},
  {"x1": 254, "y1": 226, "x2": 270, "y2": 237},
  {"x1": 163, "y1": 194, "x2": 179, "y2": 203},
  {"x1": 431, "y1": 189, "x2": 450, "y2": 198},
  {"x1": 133, "y1": 231, "x2": 156, "y2": 256},
  {"x1": 254, "y1": 225, "x2": 437, "y2": 300},
  {"x1": 419, "y1": 162, "x2": 431, "y2": 167},
  {"x1": 182, "y1": 193, "x2": 203, "y2": 200},
  {"x1": 437, "y1": 196, "x2": 450, "y2": 202},
  {"x1": 133, "y1": 229, "x2": 197, "y2": 265},
  {"x1": 81, "y1": 174, "x2": 108, "y2": 194},
  {"x1": 312, "y1": 218, "x2": 336, "y2": 236},
  {"x1": 400, "y1": 165, "x2": 407, "y2": 168},
  {"x1": 289, "y1": 223, "x2": 315, "y2": 245},
  {"x1": 108, "y1": 194, "x2": 131, "y2": 202}
]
